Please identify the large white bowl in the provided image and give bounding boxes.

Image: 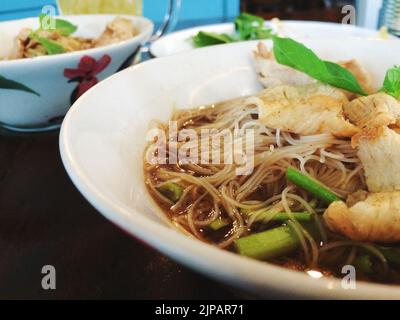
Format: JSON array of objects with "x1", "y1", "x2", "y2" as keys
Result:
[
  {"x1": 60, "y1": 38, "x2": 400, "y2": 299},
  {"x1": 0, "y1": 14, "x2": 153, "y2": 131},
  {"x1": 150, "y1": 21, "x2": 389, "y2": 58}
]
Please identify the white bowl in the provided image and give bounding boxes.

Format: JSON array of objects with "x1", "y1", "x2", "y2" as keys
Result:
[
  {"x1": 0, "y1": 14, "x2": 153, "y2": 132},
  {"x1": 150, "y1": 21, "x2": 388, "y2": 58},
  {"x1": 60, "y1": 38, "x2": 400, "y2": 299}
]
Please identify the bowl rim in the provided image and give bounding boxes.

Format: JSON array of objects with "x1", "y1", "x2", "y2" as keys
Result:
[
  {"x1": 60, "y1": 39, "x2": 400, "y2": 299},
  {"x1": 0, "y1": 14, "x2": 154, "y2": 67},
  {"x1": 149, "y1": 20, "x2": 386, "y2": 58}
]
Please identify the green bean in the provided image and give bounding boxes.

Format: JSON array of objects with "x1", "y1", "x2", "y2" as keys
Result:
[
  {"x1": 208, "y1": 219, "x2": 230, "y2": 231},
  {"x1": 353, "y1": 255, "x2": 373, "y2": 274},
  {"x1": 157, "y1": 182, "x2": 183, "y2": 203},
  {"x1": 234, "y1": 225, "x2": 300, "y2": 260},
  {"x1": 286, "y1": 167, "x2": 342, "y2": 204}
]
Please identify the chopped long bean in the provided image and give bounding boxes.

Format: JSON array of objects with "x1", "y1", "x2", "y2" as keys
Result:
[
  {"x1": 234, "y1": 222, "x2": 319, "y2": 260},
  {"x1": 209, "y1": 211, "x2": 312, "y2": 232},
  {"x1": 353, "y1": 255, "x2": 373, "y2": 274},
  {"x1": 234, "y1": 225, "x2": 300, "y2": 260},
  {"x1": 286, "y1": 167, "x2": 342, "y2": 204},
  {"x1": 157, "y1": 182, "x2": 183, "y2": 203},
  {"x1": 208, "y1": 218, "x2": 230, "y2": 231},
  {"x1": 380, "y1": 247, "x2": 400, "y2": 266}
]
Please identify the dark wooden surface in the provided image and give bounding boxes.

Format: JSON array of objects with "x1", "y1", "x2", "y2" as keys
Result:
[
  {"x1": 0, "y1": 128, "x2": 251, "y2": 299},
  {"x1": 0, "y1": 16, "x2": 267, "y2": 300},
  {"x1": 241, "y1": 0, "x2": 355, "y2": 22}
]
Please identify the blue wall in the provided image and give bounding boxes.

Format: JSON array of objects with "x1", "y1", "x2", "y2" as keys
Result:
[
  {"x1": 0, "y1": 0, "x2": 240, "y2": 24},
  {"x1": 0, "y1": 0, "x2": 54, "y2": 21},
  {"x1": 146, "y1": 0, "x2": 239, "y2": 23}
]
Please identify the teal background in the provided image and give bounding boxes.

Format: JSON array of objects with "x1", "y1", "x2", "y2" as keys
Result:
[{"x1": 0, "y1": 0, "x2": 240, "y2": 25}]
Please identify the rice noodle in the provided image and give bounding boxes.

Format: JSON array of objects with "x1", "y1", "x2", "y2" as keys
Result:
[
  {"x1": 320, "y1": 241, "x2": 389, "y2": 273},
  {"x1": 144, "y1": 98, "x2": 370, "y2": 275}
]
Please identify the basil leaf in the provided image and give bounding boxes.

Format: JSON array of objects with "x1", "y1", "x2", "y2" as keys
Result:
[
  {"x1": 30, "y1": 33, "x2": 65, "y2": 55},
  {"x1": 0, "y1": 74, "x2": 40, "y2": 96},
  {"x1": 193, "y1": 31, "x2": 235, "y2": 48},
  {"x1": 323, "y1": 61, "x2": 366, "y2": 96},
  {"x1": 39, "y1": 14, "x2": 77, "y2": 36},
  {"x1": 272, "y1": 36, "x2": 326, "y2": 73},
  {"x1": 55, "y1": 19, "x2": 78, "y2": 36},
  {"x1": 192, "y1": 13, "x2": 272, "y2": 48},
  {"x1": 272, "y1": 36, "x2": 367, "y2": 95},
  {"x1": 381, "y1": 66, "x2": 400, "y2": 99},
  {"x1": 37, "y1": 37, "x2": 65, "y2": 55},
  {"x1": 251, "y1": 28, "x2": 273, "y2": 40},
  {"x1": 235, "y1": 13, "x2": 265, "y2": 27},
  {"x1": 235, "y1": 13, "x2": 271, "y2": 40}
]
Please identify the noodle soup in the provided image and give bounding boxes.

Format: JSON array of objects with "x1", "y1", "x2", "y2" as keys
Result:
[{"x1": 144, "y1": 38, "x2": 400, "y2": 285}]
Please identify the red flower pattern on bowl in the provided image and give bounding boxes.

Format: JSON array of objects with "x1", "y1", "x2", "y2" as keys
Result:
[{"x1": 64, "y1": 54, "x2": 111, "y2": 101}]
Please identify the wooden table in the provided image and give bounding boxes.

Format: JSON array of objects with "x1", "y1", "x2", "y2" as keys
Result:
[
  {"x1": 0, "y1": 127, "x2": 252, "y2": 299},
  {"x1": 0, "y1": 20, "x2": 253, "y2": 300}
]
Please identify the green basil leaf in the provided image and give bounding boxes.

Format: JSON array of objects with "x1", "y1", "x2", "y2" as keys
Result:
[
  {"x1": 55, "y1": 19, "x2": 78, "y2": 36},
  {"x1": 323, "y1": 61, "x2": 366, "y2": 95},
  {"x1": 381, "y1": 66, "x2": 400, "y2": 99},
  {"x1": 272, "y1": 36, "x2": 327, "y2": 75},
  {"x1": 193, "y1": 31, "x2": 235, "y2": 48},
  {"x1": 0, "y1": 74, "x2": 40, "y2": 96},
  {"x1": 251, "y1": 28, "x2": 273, "y2": 40},
  {"x1": 192, "y1": 13, "x2": 272, "y2": 48},
  {"x1": 235, "y1": 13, "x2": 264, "y2": 34},
  {"x1": 235, "y1": 13, "x2": 271, "y2": 41},
  {"x1": 272, "y1": 36, "x2": 367, "y2": 95},
  {"x1": 38, "y1": 37, "x2": 65, "y2": 55}
]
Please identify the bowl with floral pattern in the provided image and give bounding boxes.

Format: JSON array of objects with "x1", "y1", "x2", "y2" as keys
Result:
[{"x1": 0, "y1": 14, "x2": 153, "y2": 132}]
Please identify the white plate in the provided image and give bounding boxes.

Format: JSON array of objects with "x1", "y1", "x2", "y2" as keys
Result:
[
  {"x1": 60, "y1": 38, "x2": 400, "y2": 299},
  {"x1": 150, "y1": 20, "x2": 388, "y2": 58}
]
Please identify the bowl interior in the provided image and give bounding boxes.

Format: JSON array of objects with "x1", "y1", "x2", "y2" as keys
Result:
[
  {"x1": 61, "y1": 38, "x2": 400, "y2": 299},
  {"x1": 0, "y1": 14, "x2": 151, "y2": 60}
]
